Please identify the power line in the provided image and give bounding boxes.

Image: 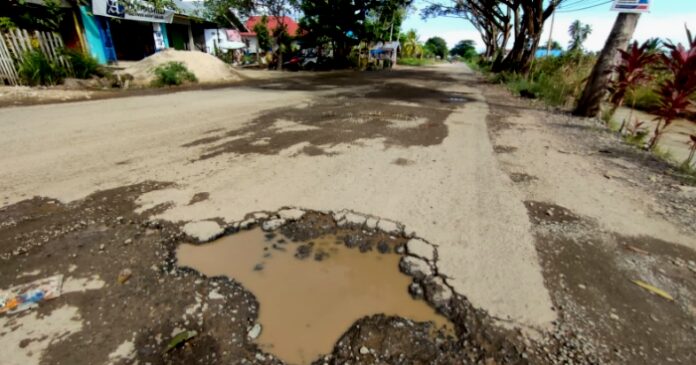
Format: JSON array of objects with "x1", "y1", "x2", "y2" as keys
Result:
[
  {"x1": 558, "y1": 0, "x2": 610, "y2": 11},
  {"x1": 557, "y1": 0, "x2": 613, "y2": 13}
]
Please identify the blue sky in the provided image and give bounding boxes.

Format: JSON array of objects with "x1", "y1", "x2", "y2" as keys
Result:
[{"x1": 402, "y1": 0, "x2": 696, "y2": 51}]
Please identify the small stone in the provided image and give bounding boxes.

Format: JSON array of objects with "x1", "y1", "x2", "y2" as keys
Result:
[
  {"x1": 295, "y1": 245, "x2": 313, "y2": 259},
  {"x1": 377, "y1": 219, "x2": 401, "y2": 234},
  {"x1": 546, "y1": 209, "x2": 554, "y2": 217},
  {"x1": 578, "y1": 284, "x2": 586, "y2": 290},
  {"x1": 99, "y1": 244, "x2": 105, "y2": 251},
  {"x1": 117, "y1": 268, "x2": 132, "y2": 284},
  {"x1": 262, "y1": 219, "x2": 285, "y2": 231},
  {"x1": 408, "y1": 282, "x2": 424, "y2": 299},
  {"x1": 277, "y1": 208, "x2": 305, "y2": 221},
  {"x1": 406, "y1": 238, "x2": 435, "y2": 261},
  {"x1": 124, "y1": 238, "x2": 132, "y2": 245},
  {"x1": 399, "y1": 256, "x2": 432, "y2": 279},
  {"x1": 365, "y1": 217, "x2": 379, "y2": 230},
  {"x1": 609, "y1": 313, "x2": 620, "y2": 321},
  {"x1": 248, "y1": 324, "x2": 262, "y2": 339},
  {"x1": 377, "y1": 241, "x2": 390, "y2": 254},
  {"x1": 255, "y1": 353, "x2": 265, "y2": 361},
  {"x1": 359, "y1": 346, "x2": 369, "y2": 355},
  {"x1": 253, "y1": 263, "x2": 264, "y2": 271},
  {"x1": 183, "y1": 221, "x2": 223, "y2": 242},
  {"x1": 344, "y1": 212, "x2": 367, "y2": 226}
]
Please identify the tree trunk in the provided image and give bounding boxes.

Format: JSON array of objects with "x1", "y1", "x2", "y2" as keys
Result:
[{"x1": 573, "y1": 13, "x2": 641, "y2": 117}]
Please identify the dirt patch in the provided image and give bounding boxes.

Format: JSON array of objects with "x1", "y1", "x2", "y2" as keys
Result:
[
  {"x1": 509, "y1": 173, "x2": 538, "y2": 183},
  {"x1": 523, "y1": 201, "x2": 582, "y2": 225},
  {"x1": 182, "y1": 82, "x2": 466, "y2": 160},
  {"x1": 0, "y1": 183, "x2": 263, "y2": 365},
  {"x1": 188, "y1": 192, "x2": 210, "y2": 205},
  {"x1": 535, "y1": 228, "x2": 696, "y2": 364},
  {"x1": 393, "y1": 157, "x2": 416, "y2": 166},
  {"x1": 494, "y1": 145, "x2": 518, "y2": 154}
]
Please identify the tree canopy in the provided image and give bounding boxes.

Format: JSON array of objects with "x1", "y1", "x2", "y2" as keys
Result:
[
  {"x1": 450, "y1": 40, "x2": 477, "y2": 59},
  {"x1": 424, "y1": 36, "x2": 448, "y2": 58}
]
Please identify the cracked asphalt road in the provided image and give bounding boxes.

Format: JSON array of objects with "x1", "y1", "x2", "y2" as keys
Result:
[{"x1": 2, "y1": 63, "x2": 695, "y2": 364}]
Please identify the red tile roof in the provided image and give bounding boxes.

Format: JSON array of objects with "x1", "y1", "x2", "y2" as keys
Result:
[{"x1": 244, "y1": 16, "x2": 300, "y2": 37}]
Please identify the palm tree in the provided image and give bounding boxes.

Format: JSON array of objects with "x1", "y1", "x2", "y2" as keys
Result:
[
  {"x1": 401, "y1": 29, "x2": 422, "y2": 58},
  {"x1": 568, "y1": 20, "x2": 592, "y2": 52}
]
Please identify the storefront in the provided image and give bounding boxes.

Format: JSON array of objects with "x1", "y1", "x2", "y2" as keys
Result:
[{"x1": 80, "y1": 0, "x2": 180, "y2": 64}]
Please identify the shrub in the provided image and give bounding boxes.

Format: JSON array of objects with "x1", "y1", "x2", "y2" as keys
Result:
[
  {"x1": 151, "y1": 62, "x2": 197, "y2": 87},
  {"x1": 64, "y1": 49, "x2": 105, "y2": 79},
  {"x1": 18, "y1": 50, "x2": 66, "y2": 86},
  {"x1": 648, "y1": 28, "x2": 696, "y2": 150},
  {"x1": 490, "y1": 52, "x2": 596, "y2": 107}
]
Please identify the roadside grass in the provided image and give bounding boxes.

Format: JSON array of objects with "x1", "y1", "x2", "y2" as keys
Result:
[
  {"x1": 486, "y1": 52, "x2": 596, "y2": 107},
  {"x1": 398, "y1": 57, "x2": 437, "y2": 67}
]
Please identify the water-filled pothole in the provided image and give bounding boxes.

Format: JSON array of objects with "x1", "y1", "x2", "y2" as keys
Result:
[{"x1": 177, "y1": 227, "x2": 453, "y2": 364}]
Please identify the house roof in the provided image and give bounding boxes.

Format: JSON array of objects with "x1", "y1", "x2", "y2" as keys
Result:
[{"x1": 244, "y1": 16, "x2": 300, "y2": 37}]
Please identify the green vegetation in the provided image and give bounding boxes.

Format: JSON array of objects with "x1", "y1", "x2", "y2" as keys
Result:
[
  {"x1": 18, "y1": 50, "x2": 65, "y2": 86},
  {"x1": 151, "y1": 62, "x2": 197, "y2": 87},
  {"x1": 64, "y1": 49, "x2": 106, "y2": 79},
  {"x1": 488, "y1": 52, "x2": 597, "y2": 107},
  {"x1": 398, "y1": 57, "x2": 436, "y2": 67},
  {"x1": 253, "y1": 16, "x2": 272, "y2": 52},
  {"x1": 424, "y1": 37, "x2": 448, "y2": 59},
  {"x1": 450, "y1": 40, "x2": 477, "y2": 60}
]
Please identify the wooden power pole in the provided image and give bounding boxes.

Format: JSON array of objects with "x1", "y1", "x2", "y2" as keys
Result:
[{"x1": 573, "y1": 12, "x2": 641, "y2": 117}]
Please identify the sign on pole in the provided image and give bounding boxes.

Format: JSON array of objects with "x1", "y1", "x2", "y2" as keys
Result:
[
  {"x1": 92, "y1": 0, "x2": 175, "y2": 23},
  {"x1": 611, "y1": 0, "x2": 650, "y2": 13}
]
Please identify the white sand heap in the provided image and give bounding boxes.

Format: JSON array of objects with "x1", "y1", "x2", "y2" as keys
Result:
[{"x1": 122, "y1": 49, "x2": 240, "y2": 86}]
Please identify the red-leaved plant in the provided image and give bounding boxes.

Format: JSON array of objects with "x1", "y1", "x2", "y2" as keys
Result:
[
  {"x1": 607, "y1": 40, "x2": 660, "y2": 132},
  {"x1": 649, "y1": 27, "x2": 696, "y2": 151}
]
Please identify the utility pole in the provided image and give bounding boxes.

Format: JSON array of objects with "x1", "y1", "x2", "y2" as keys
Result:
[
  {"x1": 573, "y1": 12, "x2": 641, "y2": 117},
  {"x1": 546, "y1": 9, "x2": 555, "y2": 56}
]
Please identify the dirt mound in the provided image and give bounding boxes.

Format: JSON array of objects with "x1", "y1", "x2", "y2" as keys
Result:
[{"x1": 123, "y1": 49, "x2": 240, "y2": 86}]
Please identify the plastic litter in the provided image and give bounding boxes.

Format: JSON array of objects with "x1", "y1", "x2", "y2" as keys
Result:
[
  {"x1": 164, "y1": 330, "x2": 198, "y2": 353},
  {"x1": 0, "y1": 275, "x2": 63, "y2": 315},
  {"x1": 632, "y1": 279, "x2": 674, "y2": 301}
]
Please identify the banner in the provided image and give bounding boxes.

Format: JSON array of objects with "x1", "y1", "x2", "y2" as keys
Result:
[
  {"x1": 92, "y1": 0, "x2": 175, "y2": 23},
  {"x1": 611, "y1": 0, "x2": 650, "y2": 13}
]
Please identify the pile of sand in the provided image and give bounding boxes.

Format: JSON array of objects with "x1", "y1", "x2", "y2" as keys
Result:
[{"x1": 123, "y1": 49, "x2": 240, "y2": 86}]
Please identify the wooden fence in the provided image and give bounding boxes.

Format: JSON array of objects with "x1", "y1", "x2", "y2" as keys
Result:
[{"x1": 0, "y1": 29, "x2": 71, "y2": 86}]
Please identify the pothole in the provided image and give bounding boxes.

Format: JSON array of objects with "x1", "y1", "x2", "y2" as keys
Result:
[{"x1": 176, "y1": 211, "x2": 454, "y2": 364}]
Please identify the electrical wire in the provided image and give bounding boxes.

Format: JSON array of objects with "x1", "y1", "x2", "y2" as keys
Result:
[{"x1": 556, "y1": 0, "x2": 613, "y2": 13}]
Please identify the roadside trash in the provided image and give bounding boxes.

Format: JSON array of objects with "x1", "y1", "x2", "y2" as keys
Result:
[
  {"x1": 164, "y1": 330, "x2": 198, "y2": 353},
  {"x1": 632, "y1": 280, "x2": 674, "y2": 301},
  {"x1": 248, "y1": 323, "x2": 262, "y2": 339},
  {"x1": 623, "y1": 244, "x2": 650, "y2": 255},
  {"x1": 117, "y1": 269, "x2": 133, "y2": 284},
  {"x1": 0, "y1": 275, "x2": 63, "y2": 315}
]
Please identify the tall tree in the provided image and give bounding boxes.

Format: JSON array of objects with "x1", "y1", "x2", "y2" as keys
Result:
[
  {"x1": 574, "y1": 13, "x2": 641, "y2": 117},
  {"x1": 494, "y1": 0, "x2": 564, "y2": 73},
  {"x1": 400, "y1": 29, "x2": 422, "y2": 57},
  {"x1": 425, "y1": 36, "x2": 448, "y2": 58},
  {"x1": 422, "y1": 0, "x2": 514, "y2": 62},
  {"x1": 567, "y1": 20, "x2": 592, "y2": 52},
  {"x1": 450, "y1": 39, "x2": 477, "y2": 58},
  {"x1": 299, "y1": 0, "x2": 411, "y2": 66}
]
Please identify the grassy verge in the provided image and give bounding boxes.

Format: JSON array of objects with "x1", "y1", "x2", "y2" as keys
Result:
[{"x1": 397, "y1": 57, "x2": 437, "y2": 67}]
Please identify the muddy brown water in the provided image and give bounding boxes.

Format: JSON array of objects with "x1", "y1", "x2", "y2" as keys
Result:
[{"x1": 177, "y1": 228, "x2": 453, "y2": 364}]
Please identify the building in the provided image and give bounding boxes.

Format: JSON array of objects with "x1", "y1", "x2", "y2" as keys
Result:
[
  {"x1": 79, "y1": 0, "x2": 224, "y2": 64},
  {"x1": 240, "y1": 16, "x2": 300, "y2": 54}
]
